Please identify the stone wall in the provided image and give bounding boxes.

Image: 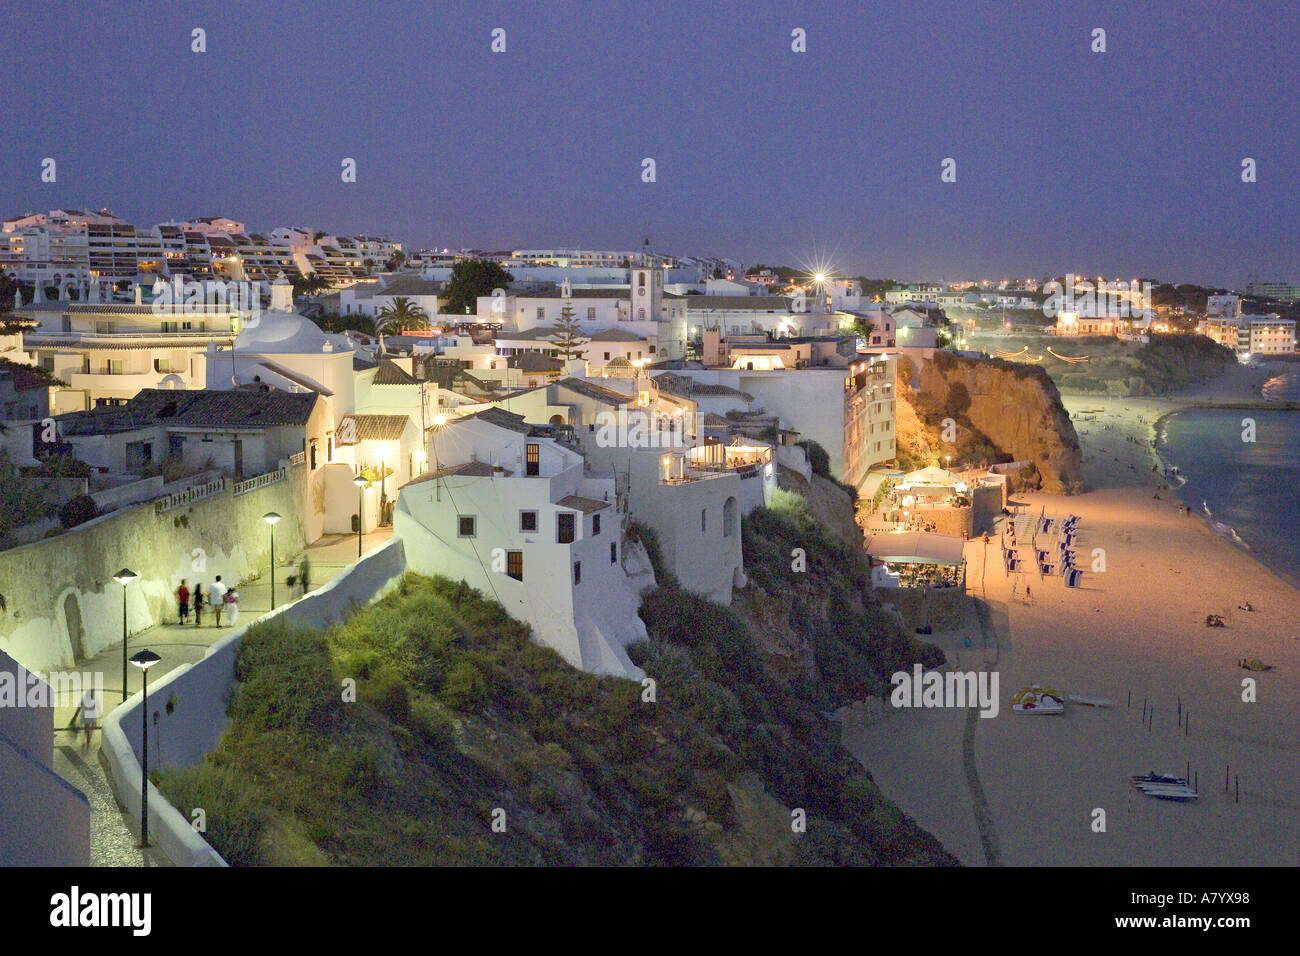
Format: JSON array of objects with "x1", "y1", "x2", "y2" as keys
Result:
[{"x1": 0, "y1": 465, "x2": 310, "y2": 675}]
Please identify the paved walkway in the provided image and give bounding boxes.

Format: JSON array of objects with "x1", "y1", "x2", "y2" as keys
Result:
[{"x1": 50, "y1": 528, "x2": 394, "y2": 865}]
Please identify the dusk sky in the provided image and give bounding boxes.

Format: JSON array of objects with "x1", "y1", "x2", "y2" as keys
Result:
[{"x1": 2, "y1": 0, "x2": 1296, "y2": 287}]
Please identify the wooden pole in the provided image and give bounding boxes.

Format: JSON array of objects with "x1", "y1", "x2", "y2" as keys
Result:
[{"x1": 1235, "y1": 776, "x2": 1239, "y2": 804}]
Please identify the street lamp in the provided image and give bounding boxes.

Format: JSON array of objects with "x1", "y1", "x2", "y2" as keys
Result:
[
  {"x1": 262, "y1": 512, "x2": 281, "y2": 609},
  {"x1": 353, "y1": 474, "x2": 368, "y2": 558},
  {"x1": 113, "y1": 568, "x2": 138, "y2": 702},
  {"x1": 129, "y1": 648, "x2": 161, "y2": 849}
]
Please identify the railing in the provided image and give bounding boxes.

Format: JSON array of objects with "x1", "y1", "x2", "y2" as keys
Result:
[
  {"x1": 25, "y1": 331, "x2": 237, "y2": 347},
  {"x1": 155, "y1": 478, "x2": 227, "y2": 514},
  {"x1": 232, "y1": 467, "x2": 287, "y2": 496},
  {"x1": 288, "y1": 451, "x2": 306, "y2": 466}
]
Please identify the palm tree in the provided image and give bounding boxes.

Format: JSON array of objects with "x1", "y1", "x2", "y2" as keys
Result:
[{"x1": 374, "y1": 296, "x2": 427, "y2": 353}]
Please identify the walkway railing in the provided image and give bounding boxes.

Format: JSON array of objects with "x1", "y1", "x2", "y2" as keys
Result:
[
  {"x1": 233, "y1": 467, "x2": 287, "y2": 496},
  {"x1": 155, "y1": 478, "x2": 227, "y2": 514}
]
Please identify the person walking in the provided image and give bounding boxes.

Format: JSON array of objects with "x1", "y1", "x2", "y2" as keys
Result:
[
  {"x1": 80, "y1": 688, "x2": 98, "y2": 750},
  {"x1": 176, "y1": 579, "x2": 190, "y2": 625},
  {"x1": 210, "y1": 575, "x2": 227, "y2": 627},
  {"x1": 192, "y1": 582, "x2": 204, "y2": 626},
  {"x1": 298, "y1": 557, "x2": 311, "y2": 597},
  {"x1": 225, "y1": 587, "x2": 240, "y2": 627}
]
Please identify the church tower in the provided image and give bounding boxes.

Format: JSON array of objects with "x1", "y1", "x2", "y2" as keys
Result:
[{"x1": 629, "y1": 266, "x2": 662, "y2": 322}]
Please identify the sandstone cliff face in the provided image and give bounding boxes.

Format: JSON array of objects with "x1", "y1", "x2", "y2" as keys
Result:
[{"x1": 917, "y1": 352, "x2": 1083, "y2": 494}]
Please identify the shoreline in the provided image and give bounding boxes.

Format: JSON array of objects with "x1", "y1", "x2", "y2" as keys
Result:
[{"x1": 843, "y1": 361, "x2": 1300, "y2": 866}]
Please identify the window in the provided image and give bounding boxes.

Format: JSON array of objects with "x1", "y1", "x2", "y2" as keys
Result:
[
  {"x1": 649, "y1": 345, "x2": 656, "y2": 354},
  {"x1": 592, "y1": 513, "x2": 601, "y2": 535},
  {"x1": 638, "y1": 309, "x2": 646, "y2": 320},
  {"x1": 587, "y1": 308, "x2": 596, "y2": 320},
  {"x1": 604, "y1": 352, "x2": 610, "y2": 360},
  {"x1": 525, "y1": 443, "x2": 540, "y2": 476},
  {"x1": 458, "y1": 515, "x2": 476, "y2": 537},
  {"x1": 701, "y1": 507, "x2": 707, "y2": 534},
  {"x1": 573, "y1": 560, "x2": 581, "y2": 585},
  {"x1": 507, "y1": 550, "x2": 523, "y2": 581},
  {"x1": 610, "y1": 541, "x2": 617, "y2": 564},
  {"x1": 557, "y1": 512, "x2": 575, "y2": 544},
  {"x1": 536, "y1": 307, "x2": 545, "y2": 321},
  {"x1": 309, "y1": 442, "x2": 318, "y2": 469},
  {"x1": 520, "y1": 510, "x2": 538, "y2": 532}
]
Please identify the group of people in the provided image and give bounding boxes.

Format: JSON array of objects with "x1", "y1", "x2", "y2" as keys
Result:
[
  {"x1": 175, "y1": 576, "x2": 239, "y2": 627},
  {"x1": 173, "y1": 558, "x2": 313, "y2": 627}
]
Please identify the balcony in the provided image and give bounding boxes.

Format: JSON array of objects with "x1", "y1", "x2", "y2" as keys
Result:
[{"x1": 25, "y1": 330, "x2": 237, "y2": 348}]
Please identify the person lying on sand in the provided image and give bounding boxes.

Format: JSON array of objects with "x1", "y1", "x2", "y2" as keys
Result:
[
  {"x1": 1238, "y1": 658, "x2": 1273, "y2": 672},
  {"x1": 1238, "y1": 602, "x2": 1255, "y2": 612},
  {"x1": 1205, "y1": 614, "x2": 1226, "y2": 627}
]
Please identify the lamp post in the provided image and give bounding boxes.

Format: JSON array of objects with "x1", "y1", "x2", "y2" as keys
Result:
[
  {"x1": 431, "y1": 414, "x2": 447, "y2": 502},
  {"x1": 129, "y1": 648, "x2": 161, "y2": 849},
  {"x1": 353, "y1": 474, "x2": 368, "y2": 558},
  {"x1": 113, "y1": 569, "x2": 138, "y2": 702},
  {"x1": 263, "y1": 512, "x2": 281, "y2": 609}
]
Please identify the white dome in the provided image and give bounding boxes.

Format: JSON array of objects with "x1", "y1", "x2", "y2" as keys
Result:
[{"x1": 234, "y1": 310, "x2": 331, "y2": 354}]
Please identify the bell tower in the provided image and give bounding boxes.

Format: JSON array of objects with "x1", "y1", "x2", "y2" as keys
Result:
[{"x1": 629, "y1": 266, "x2": 662, "y2": 322}]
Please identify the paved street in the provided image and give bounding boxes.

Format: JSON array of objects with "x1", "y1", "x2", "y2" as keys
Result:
[{"x1": 50, "y1": 528, "x2": 394, "y2": 865}]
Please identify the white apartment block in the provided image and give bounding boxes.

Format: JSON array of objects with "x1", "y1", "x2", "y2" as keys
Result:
[{"x1": 1200, "y1": 314, "x2": 1296, "y2": 357}]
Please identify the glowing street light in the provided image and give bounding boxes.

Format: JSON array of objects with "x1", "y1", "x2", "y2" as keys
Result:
[
  {"x1": 129, "y1": 647, "x2": 161, "y2": 849},
  {"x1": 113, "y1": 568, "x2": 138, "y2": 702},
  {"x1": 353, "y1": 474, "x2": 369, "y2": 558},
  {"x1": 262, "y1": 512, "x2": 281, "y2": 609}
]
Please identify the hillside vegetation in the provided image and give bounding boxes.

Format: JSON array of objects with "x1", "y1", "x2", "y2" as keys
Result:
[{"x1": 157, "y1": 496, "x2": 953, "y2": 866}]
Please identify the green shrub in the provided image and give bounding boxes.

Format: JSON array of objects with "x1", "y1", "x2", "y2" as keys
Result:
[{"x1": 58, "y1": 494, "x2": 97, "y2": 527}]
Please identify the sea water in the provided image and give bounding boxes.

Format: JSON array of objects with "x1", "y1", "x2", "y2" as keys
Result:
[{"x1": 1160, "y1": 371, "x2": 1300, "y2": 588}]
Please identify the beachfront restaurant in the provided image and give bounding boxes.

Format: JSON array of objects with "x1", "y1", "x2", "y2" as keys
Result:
[{"x1": 866, "y1": 530, "x2": 967, "y2": 591}]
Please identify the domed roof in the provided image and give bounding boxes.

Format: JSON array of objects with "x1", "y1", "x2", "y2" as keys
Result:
[{"x1": 234, "y1": 310, "x2": 331, "y2": 354}]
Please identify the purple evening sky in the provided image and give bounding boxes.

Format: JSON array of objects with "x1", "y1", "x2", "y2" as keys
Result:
[{"x1": 0, "y1": 0, "x2": 1296, "y2": 286}]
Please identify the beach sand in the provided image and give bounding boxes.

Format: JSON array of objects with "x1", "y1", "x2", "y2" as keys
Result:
[{"x1": 842, "y1": 364, "x2": 1300, "y2": 866}]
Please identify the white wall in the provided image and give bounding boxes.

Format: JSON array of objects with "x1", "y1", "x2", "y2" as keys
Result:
[
  {"x1": 626, "y1": 453, "x2": 743, "y2": 605},
  {"x1": 0, "y1": 649, "x2": 91, "y2": 865},
  {"x1": 395, "y1": 471, "x2": 646, "y2": 678}
]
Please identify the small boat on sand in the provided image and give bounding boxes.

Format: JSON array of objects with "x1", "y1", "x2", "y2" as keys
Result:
[
  {"x1": 1131, "y1": 772, "x2": 1198, "y2": 802},
  {"x1": 1012, "y1": 685, "x2": 1066, "y2": 715}
]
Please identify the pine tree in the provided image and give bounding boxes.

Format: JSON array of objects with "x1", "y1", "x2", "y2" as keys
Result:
[{"x1": 547, "y1": 305, "x2": 589, "y2": 361}]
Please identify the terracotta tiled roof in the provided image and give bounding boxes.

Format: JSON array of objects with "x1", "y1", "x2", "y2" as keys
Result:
[
  {"x1": 336, "y1": 414, "x2": 411, "y2": 445},
  {"x1": 56, "y1": 387, "x2": 318, "y2": 435},
  {"x1": 556, "y1": 494, "x2": 610, "y2": 514},
  {"x1": 553, "y1": 377, "x2": 633, "y2": 405},
  {"x1": 372, "y1": 358, "x2": 417, "y2": 384}
]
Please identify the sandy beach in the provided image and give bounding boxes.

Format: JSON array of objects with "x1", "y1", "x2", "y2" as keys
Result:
[{"x1": 843, "y1": 363, "x2": 1300, "y2": 866}]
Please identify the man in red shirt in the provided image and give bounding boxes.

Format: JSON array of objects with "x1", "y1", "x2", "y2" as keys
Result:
[{"x1": 177, "y1": 580, "x2": 190, "y2": 625}]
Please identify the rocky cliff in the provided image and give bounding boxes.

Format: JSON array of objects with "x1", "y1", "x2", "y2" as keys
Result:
[{"x1": 913, "y1": 352, "x2": 1083, "y2": 494}]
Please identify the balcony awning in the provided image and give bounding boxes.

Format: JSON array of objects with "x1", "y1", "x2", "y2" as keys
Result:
[{"x1": 866, "y1": 531, "x2": 965, "y2": 565}]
